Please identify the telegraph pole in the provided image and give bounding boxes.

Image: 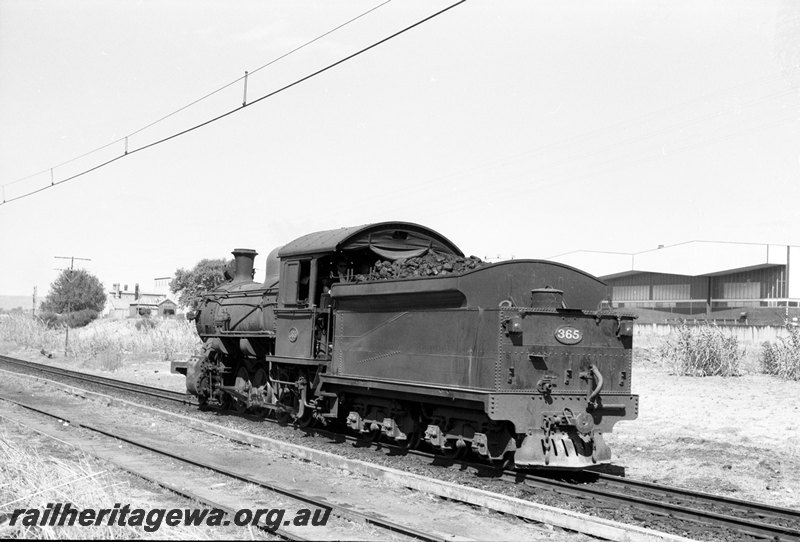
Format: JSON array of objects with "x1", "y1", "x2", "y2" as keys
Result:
[{"x1": 54, "y1": 255, "x2": 91, "y2": 356}]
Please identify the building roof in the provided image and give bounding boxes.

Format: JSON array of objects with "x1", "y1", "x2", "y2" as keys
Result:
[
  {"x1": 552, "y1": 241, "x2": 796, "y2": 279},
  {"x1": 105, "y1": 291, "x2": 174, "y2": 312}
]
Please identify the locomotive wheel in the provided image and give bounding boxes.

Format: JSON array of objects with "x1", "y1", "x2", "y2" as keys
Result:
[
  {"x1": 197, "y1": 375, "x2": 211, "y2": 411},
  {"x1": 220, "y1": 393, "x2": 235, "y2": 411},
  {"x1": 293, "y1": 409, "x2": 315, "y2": 428},
  {"x1": 233, "y1": 367, "x2": 250, "y2": 413},
  {"x1": 292, "y1": 389, "x2": 314, "y2": 428},
  {"x1": 251, "y1": 368, "x2": 270, "y2": 404}
]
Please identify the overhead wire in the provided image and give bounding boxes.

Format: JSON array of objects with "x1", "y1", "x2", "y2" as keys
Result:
[
  {"x1": 133, "y1": 0, "x2": 466, "y2": 156},
  {"x1": 126, "y1": 0, "x2": 393, "y2": 139},
  {"x1": 3, "y1": 0, "x2": 394, "y2": 189},
  {"x1": 3, "y1": 0, "x2": 468, "y2": 204}
]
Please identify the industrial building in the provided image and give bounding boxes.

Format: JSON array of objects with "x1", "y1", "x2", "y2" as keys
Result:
[{"x1": 551, "y1": 241, "x2": 800, "y2": 318}]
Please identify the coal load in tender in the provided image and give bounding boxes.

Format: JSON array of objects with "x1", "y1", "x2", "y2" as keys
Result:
[{"x1": 357, "y1": 251, "x2": 486, "y2": 282}]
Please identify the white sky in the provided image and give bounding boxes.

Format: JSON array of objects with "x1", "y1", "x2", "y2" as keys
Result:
[{"x1": 1, "y1": 0, "x2": 799, "y2": 297}]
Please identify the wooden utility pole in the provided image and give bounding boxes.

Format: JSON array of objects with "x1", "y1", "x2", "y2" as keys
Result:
[{"x1": 54, "y1": 255, "x2": 91, "y2": 356}]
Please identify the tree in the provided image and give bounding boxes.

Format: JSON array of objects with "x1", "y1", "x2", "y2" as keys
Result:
[
  {"x1": 170, "y1": 258, "x2": 232, "y2": 308},
  {"x1": 41, "y1": 269, "x2": 106, "y2": 327}
]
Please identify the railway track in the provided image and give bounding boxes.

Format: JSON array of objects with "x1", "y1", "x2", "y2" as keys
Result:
[
  {"x1": 512, "y1": 470, "x2": 800, "y2": 541},
  {"x1": 0, "y1": 392, "x2": 446, "y2": 541},
  {"x1": 311, "y1": 429, "x2": 800, "y2": 541},
  {"x1": 3, "y1": 354, "x2": 799, "y2": 541},
  {"x1": 0, "y1": 354, "x2": 195, "y2": 405}
]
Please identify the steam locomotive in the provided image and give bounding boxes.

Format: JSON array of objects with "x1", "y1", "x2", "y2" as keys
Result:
[{"x1": 172, "y1": 222, "x2": 638, "y2": 469}]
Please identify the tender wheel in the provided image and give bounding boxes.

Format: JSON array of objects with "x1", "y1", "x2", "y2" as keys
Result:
[
  {"x1": 490, "y1": 453, "x2": 511, "y2": 470},
  {"x1": 442, "y1": 443, "x2": 467, "y2": 459},
  {"x1": 396, "y1": 431, "x2": 421, "y2": 450},
  {"x1": 358, "y1": 428, "x2": 381, "y2": 443}
]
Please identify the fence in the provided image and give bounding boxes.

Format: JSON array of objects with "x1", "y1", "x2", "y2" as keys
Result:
[{"x1": 634, "y1": 322, "x2": 792, "y2": 349}]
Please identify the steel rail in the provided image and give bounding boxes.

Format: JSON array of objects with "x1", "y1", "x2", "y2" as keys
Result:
[
  {"x1": 594, "y1": 472, "x2": 800, "y2": 527},
  {"x1": 278, "y1": 423, "x2": 800, "y2": 540},
  {"x1": 0, "y1": 394, "x2": 445, "y2": 542},
  {"x1": 0, "y1": 399, "x2": 305, "y2": 541},
  {"x1": 514, "y1": 471, "x2": 800, "y2": 541},
  {"x1": 0, "y1": 354, "x2": 196, "y2": 405},
  {"x1": 5, "y1": 354, "x2": 798, "y2": 539}
]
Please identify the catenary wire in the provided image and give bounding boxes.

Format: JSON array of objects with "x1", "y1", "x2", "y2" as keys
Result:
[
  {"x1": 1, "y1": 0, "x2": 466, "y2": 205},
  {"x1": 2, "y1": 0, "x2": 394, "y2": 190}
]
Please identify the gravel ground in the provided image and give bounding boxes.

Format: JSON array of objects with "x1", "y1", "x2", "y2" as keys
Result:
[
  {"x1": 0, "y1": 372, "x2": 587, "y2": 541},
  {"x1": 0, "y1": 417, "x2": 272, "y2": 540},
  {"x1": 5, "y1": 340, "x2": 800, "y2": 537},
  {"x1": 606, "y1": 362, "x2": 800, "y2": 510}
]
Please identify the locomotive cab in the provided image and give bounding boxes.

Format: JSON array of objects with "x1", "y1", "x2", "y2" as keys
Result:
[{"x1": 273, "y1": 223, "x2": 464, "y2": 362}]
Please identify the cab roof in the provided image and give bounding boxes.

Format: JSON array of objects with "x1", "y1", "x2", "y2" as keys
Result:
[{"x1": 277, "y1": 222, "x2": 464, "y2": 260}]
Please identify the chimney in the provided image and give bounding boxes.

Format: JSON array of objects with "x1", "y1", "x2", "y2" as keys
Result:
[
  {"x1": 135, "y1": 283, "x2": 139, "y2": 300},
  {"x1": 232, "y1": 249, "x2": 258, "y2": 282}
]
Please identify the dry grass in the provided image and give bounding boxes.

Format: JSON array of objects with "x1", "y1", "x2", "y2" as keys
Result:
[
  {"x1": 0, "y1": 314, "x2": 62, "y2": 354},
  {"x1": 658, "y1": 324, "x2": 742, "y2": 377},
  {"x1": 0, "y1": 314, "x2": 202, "y2": 372},
  {"x1": 0, "y1": 429, "x2": 205, "y2": 539},
  {"x1": 761, "y1": 325, "x2": 800, "y2": 380}
]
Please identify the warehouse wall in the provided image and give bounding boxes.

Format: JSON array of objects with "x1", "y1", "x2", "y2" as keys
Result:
[{"x1": 789, "y1": 246, "x2": 800, "y2": 299}]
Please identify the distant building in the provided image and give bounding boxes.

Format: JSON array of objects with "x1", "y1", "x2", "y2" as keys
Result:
[
  {"x1": 551, "y1": 241, "x2": 800, "y2": 316},
  {"x1": 104, "y1": 279, "x2": 177, "y2": 319},
  {"x1": 153, "y1": 276, "x2": 172, "y2": 297},
  {"x1": 157, "y1": 298, "x2": 177, "y2": 317}
]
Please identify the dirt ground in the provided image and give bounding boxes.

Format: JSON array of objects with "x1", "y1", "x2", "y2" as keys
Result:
[
  {"x1": 1, "y1": 373, "x2": 586, "y2": 541},
  {"x1": 0, "y1": 418, "x2": 269, "y2": 540},
  {"x1": 5, "y1": 341, "x2": 800, "y2": 512},
  {"x1": 606, "y1": 352, "x2": 800, "y2": 510}
]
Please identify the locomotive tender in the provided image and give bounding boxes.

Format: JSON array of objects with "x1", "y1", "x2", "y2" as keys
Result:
[{"x1": 172, "y1": 222, "x2": 638, "y2": 469}]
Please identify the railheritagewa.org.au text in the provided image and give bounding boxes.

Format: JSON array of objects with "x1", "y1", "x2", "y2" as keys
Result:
[{"x1": 8, "y1": 502, "x2": 330, "y2": 532}]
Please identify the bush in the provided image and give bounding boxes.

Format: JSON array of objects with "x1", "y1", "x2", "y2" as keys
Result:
[
  {"x1": 66, "y1": 309, "x2": 99, "y2": 328},
  {"x1": 134, "y1": 317, "x2": 157, "y2": 332},
  {"x1": 36, "y1": 309, "x2": 98, "y2": 329},
  {"x1": 660, "y1": 324, "x2": 742, "y2": 376},
  {"x1": 760, "y1": 326, "x2": 800, "y2": 380},
  {"x1": 37, "y1": 311, "x2": 61, "y2": 328}
]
